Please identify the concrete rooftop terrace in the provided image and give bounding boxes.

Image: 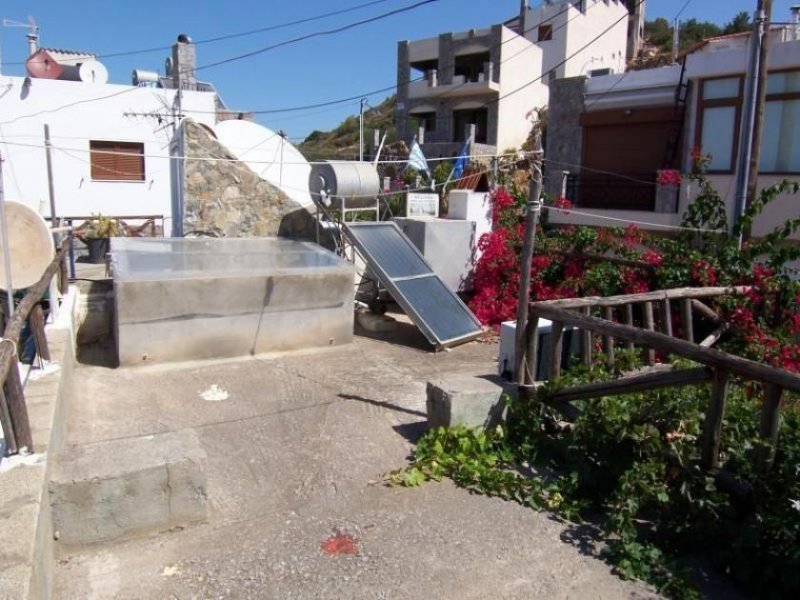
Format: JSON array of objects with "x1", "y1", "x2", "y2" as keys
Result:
[{"x1": 54, "y1": 320, "x2": 656, "y2": 599}]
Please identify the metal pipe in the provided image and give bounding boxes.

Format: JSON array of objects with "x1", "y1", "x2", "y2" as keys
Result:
[
  {"x1": 732, "y1": 9, "x2": 765, "y2": 246},
  {"x1": 359, "y1": 98, "x2": 366, "y2": 162}
]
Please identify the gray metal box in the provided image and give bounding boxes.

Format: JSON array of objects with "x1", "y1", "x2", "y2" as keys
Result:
[{"x1": 393, "y1": 217, "x2": 476, "y2": 292}]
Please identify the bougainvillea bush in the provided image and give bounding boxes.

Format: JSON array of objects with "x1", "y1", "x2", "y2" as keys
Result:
[{"x1": 468, "y1": 172, "x2": 800, "y2": 372}]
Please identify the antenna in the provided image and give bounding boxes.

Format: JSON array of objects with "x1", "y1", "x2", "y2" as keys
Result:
[{"x1": 1, "y1": 15, "x2": 39, "y2": 73}]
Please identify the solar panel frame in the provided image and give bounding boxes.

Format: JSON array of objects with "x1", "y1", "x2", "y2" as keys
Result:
[{"x1": 345, "y1": 222, "x2": 484, "y2": 349}]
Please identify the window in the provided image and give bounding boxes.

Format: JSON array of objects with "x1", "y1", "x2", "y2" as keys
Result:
[
  {"x1": 695, "y1": 77, "x2": 741, "y2": 172},
  {"x1": 90, "y1": 141, "x2": 145, "y2": 181},
  {"x1": 538, "y1": 25, "x2": 553, "y2": 42},
  {"x1": 411, "y1": 112, "x2": 436, "y2": 134},
  {"x1": 760, "y1": 70, "x2": 800, "y2": 173}
]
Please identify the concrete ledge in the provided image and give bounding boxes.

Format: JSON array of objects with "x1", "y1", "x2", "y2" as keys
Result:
[
  {"x1": 49, "y1": 429, "x2": 208, "y2": 547},
  {"x1": 0, "y1": 287, "x2": 78, "y2": 600},
  {"x1": 426, "y1": 375, "x2": 512, "y2": 430}
]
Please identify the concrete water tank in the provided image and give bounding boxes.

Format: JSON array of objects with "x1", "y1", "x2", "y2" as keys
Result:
[{"x1": 309, "y1": 161, "x2": 380, "y2": 209}]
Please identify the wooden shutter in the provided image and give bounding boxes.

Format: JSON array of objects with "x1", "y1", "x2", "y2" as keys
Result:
[{"x1": 90, "y1": 141, "x2": 145, "y2": 181}]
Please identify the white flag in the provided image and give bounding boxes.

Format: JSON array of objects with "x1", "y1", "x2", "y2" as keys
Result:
[{"x1": 406, "y1": 140, "x2": 430, "y2": 176}]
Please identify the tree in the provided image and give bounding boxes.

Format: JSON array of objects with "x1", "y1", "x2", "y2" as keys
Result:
[{"x1": 723, "y1": 11, "x2": 752, "y2": 35}]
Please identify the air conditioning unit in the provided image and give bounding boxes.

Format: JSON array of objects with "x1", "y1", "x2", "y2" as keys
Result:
[
  {"x1": 588, "y1": 67, "x2": 615, "y2": 78},
  {"x1": 498, "y1": 319, "x2": 582, "y2": 382}
]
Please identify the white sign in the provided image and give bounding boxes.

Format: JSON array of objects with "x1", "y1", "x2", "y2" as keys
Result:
[{"x1": 406, "y1": 192, "x2": 439, "y2": 218}]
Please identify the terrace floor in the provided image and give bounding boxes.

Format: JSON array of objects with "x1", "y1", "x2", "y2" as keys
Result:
[{"x1": 54, "y1": 320, "x2": 657, "y2": 599}]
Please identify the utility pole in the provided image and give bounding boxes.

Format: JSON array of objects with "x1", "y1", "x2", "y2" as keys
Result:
[
  {"x1": 743, "y1": 0, "x2": 773, "y2": 244},
  {"x1": 359, "y1": 98, "x2": 367, "y2": 162},
  {"x1": 44, "y1": 125, "x2": 58, "y2": 227},
  {"x1": 0, "y1": 154, "x2": 15, "y2": 318}
]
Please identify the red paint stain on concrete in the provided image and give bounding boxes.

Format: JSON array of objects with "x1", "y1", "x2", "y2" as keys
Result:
[{"x1": 320, "y1": 532, "x2": 359, "y2": 556}]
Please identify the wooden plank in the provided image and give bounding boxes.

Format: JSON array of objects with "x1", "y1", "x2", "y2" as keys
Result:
[
  {"x1": 603, "y1": 307, "x2": 615, "y2": 368},
  {"x1": 29, "y1": 304, "x2": 50, "y2": 362},
  {"x1": 755, "y1": 384, "x2": 784, "y2": 473},
  {"x1": 691, "y1": 299, "x2": 722, "y2": 324},
  {"x1": 701, "y1": 369, "x2": 730, "y2": 470},
  {"x1": 529, "y1": 304, "x2": 800, "y2": 393},
  {"x1": 550, "y1": 321, "x2": 564, "y2": 381},
  {"x1": 580, "y1": 307, "x2": 592, "y2": 367},
  {"x1": 661, "y1": 299, "x2": 673, "y2": 337},
  {"x1": 681, "y1": 298, "x2": 694, "y2": 342},
  {"x1": 624, "y1": 304, "x2": 635, "y2": 352},
  {"x1": 4, "y1": 365, "x2": 32, "y2": 452},
  {"x1": 532, "y1": 286, "x2": 750, "y2": 310},
  {"x1": 643, "y1": 301, "x2": 656, "y2": 365},
  {"x1": 547, "y1": 367, "x2": 712, "y2": 404}
]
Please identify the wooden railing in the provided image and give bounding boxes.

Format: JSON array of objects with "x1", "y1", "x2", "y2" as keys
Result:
[
  {"x1": 0, "y1": 239, "x2": 68, "y2": 455},
  {"x1": 519, "y1": 287, "x2": 800, "y2": 474}
]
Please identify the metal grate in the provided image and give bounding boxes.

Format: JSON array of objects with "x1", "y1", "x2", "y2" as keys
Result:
[{"x1": 344, "y1": 222, "x2": 483, "y2": 349}]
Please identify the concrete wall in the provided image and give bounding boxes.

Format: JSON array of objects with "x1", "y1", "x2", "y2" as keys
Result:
[
  {"x1": 0, "y1": 76, "x2": 217, "y2": 229},
  {"x1": 496, "y1": 27, "x2": 547, "y2": 151}
]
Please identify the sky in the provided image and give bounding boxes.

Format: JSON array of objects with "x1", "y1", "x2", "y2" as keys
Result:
[{"x1": 0, "y1": 1, "x2": 796, "y2": 142}]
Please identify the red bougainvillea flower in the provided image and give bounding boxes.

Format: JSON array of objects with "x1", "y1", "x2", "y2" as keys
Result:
[
  {"x1": 321, "y1": 532, "x2": 359, "y2": 556},
  {"x1": 553, "y1": 196, "x2": 573, "y2": 214},
  {"x1": 656, "y1": 170, "x2": 682, "y2": 187}
]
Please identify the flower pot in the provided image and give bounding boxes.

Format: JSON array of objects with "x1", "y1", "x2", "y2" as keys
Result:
[{"x1": 85, "y1": 237, "x2": 110, "y2": 264}]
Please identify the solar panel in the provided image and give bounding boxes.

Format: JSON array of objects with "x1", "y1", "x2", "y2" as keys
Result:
[{"x1": 344, "y1": 222, "x2": 483, "y2": 349}]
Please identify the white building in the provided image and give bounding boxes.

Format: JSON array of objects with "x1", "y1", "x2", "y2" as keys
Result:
[
  {"x1": 0, "y1": 35, "x2": 222, "y2": 232},
  {"x1": 395, "y1": 0, "x2": 635, "y2": 156}
]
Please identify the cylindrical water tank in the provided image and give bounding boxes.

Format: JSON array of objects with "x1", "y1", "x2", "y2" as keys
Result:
[
  {"x1": 309, "y1": 161, "x2": 380, "y2": 209},
  {"x1": 132, "y1": 69, "x2": 160, "y2": 86}
]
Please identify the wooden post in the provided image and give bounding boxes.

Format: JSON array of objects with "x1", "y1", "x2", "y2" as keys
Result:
[
  {"x1": 755, "y1": 383, "x2": 783, "y2": 473},
  {"x1": 661, "y1": 299, "x2": 673, "y2": 337},
  {"x1": 59, "y1": 251, "x2": 69, "y2": 294},
  {"x1": 681, "y1": 298, "x2": 693, "y2": 342},
  {"x1": 550, "y1": 321, "x2": 564, "y2": 381},
  {"x1": 624, "y1": 304, "x2": 635, "y2": 353},
  {"x1": 580, "y1": 307, "x2": 592, "y2": 366},
  {"x1": 4, "y1": 365, "x2": 32, "y2": 452},
  {"x1": 29, "y1": 304, "x2": 50, "y2": 362},
  {"x1": 643, "y1": 301, "x2": 655, "y2": 364},
  {"x1": 603, "y1": 306, "x2": 615, "y2": 368},
  {"x1": 701, "y1": 369, "x2": 730, "y2": 470},
  {"x1": 524, "y1": 313, "x2": 540, "y2": 385},
  {"x1": 0, "y1": 387, "x2": 18, "y2": 455},
  {"x1": 514, "y1": 189, "x2": 542, "y2": 386}
]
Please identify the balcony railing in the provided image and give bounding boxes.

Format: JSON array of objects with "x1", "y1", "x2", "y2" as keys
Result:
[{"x1": 566, "y1": 173, "x2": 661, "y2": 212}]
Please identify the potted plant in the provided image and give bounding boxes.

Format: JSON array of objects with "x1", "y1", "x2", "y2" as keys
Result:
[{"x1": 80, "y1": 215, "x2": 121, "y2": 264}]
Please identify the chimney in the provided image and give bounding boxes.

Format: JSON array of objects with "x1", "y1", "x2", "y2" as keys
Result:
[
  {"x1": 791, "y1": 5, "x2": 800, "y2": 41},
  {"x1": 519, "y1": 0, "x2": 527, "y2": 35},
  {"x1": 171, "y1": 33, "x2": 197, "y2": 89},
  {"x1": 26, "y1": 32, "x2": 38, "y2": 57}
]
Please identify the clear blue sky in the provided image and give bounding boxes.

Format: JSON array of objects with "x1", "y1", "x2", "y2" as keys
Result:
[{"x1": 0, "y1": 1, "x2": 795, "y2": 141}]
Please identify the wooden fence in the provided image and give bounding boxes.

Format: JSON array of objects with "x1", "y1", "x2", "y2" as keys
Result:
[
  {"x1": 518, "y1": 287, "x2": 800, "y2": 474},
  {"x1": 0, "y1": 239, "x2": 68, "y2": 455}
]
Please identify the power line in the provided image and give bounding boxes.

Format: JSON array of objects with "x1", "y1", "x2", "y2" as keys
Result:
[
  {"x1": 195, "y1": 0, "x2": 444, "y2": 72},
  {"x1": 8, "y1": 0, "x2": 398, "y2": 67}
]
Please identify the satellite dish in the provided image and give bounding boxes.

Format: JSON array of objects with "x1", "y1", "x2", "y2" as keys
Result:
[
  {"x1": 214, "y1": 120, "x2": 313, "y2": 208},
  {"x1": 0, "y1": 201, "x2": 55, "y2": 290},
  {"x1": 78, "y1": 60, "x2": 108, "y2": 84}
]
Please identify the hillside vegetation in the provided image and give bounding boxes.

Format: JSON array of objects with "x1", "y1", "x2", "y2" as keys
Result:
[{"x1": 298, "y1": 95, "x2": 397, "y2": 161}]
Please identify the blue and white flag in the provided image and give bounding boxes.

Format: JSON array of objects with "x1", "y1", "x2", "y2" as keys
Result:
[
  {"x1": 452, "y1": 138, "x2": 470, "y2": 180},
  {"x1": 406, "y1": 140, "x2": 430, "y2": 176}
]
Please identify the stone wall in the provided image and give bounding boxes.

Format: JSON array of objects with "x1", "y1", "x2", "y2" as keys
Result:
[
  {"x1": 544, "y1": 76, "x2": 586, "y2": 199},
  {"x1": 182, "y1": 119, "x2": 315, "y2": 239}
]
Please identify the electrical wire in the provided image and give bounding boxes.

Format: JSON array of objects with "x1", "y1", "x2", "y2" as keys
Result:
[
  {"x1": 195, "y1": 0, "x2": 444, "y2": 72},
  {"x1": 9, "y1": 0, "x2": 398, "y2": 67}
]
